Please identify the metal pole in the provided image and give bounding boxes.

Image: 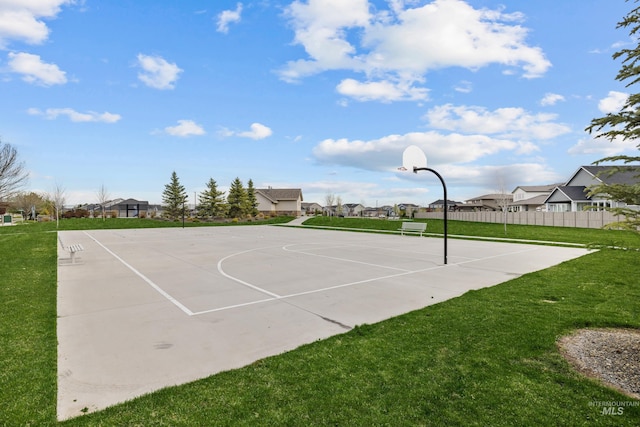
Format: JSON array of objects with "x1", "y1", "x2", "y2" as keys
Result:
[{"x1": 414, "y1": 166, "x2": 448, "y2": 265}]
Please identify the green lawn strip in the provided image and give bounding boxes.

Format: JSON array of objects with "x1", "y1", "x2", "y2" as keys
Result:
[
  {"x1": 302, "y1": 216, "x2": 640, "y2": 249},
  {"x1": 64, "y1": 249, "x2": 640, "y2": 426},
  {"x1": 0, "y1": 232, "x2": 57, "y2": 425},
  {"x1": 0, "y1": 216, "x2": 293, "y2": 233},
  {"x1": 1, "y1": 221, "x2": 639, "y2": 425}
]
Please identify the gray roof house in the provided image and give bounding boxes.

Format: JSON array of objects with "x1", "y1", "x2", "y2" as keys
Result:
[
  {"x1": 544, "y1": 165, "x2": 640, "y2": 212},
  {"x1": 256, "y1": 188, "x2": 303, "y2": 216},
  {"x1": 511, "y1": 184, "x2": 560, "y2": 212}
]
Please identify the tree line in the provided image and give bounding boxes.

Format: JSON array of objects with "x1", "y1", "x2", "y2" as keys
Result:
[{"x1": 161, "y1": 171, "x2": 259, "y2": 221}]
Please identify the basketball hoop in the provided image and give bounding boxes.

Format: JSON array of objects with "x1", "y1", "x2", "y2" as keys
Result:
[{"x1": 400, "y1": 145, "x2": 448, "y2": 265}]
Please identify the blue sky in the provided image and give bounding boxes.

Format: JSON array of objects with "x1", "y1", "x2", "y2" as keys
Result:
[{"x1": 1, "y1": 0, "x2": 637, "y2": 207}]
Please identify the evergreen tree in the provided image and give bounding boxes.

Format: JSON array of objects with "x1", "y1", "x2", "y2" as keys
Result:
[
  {"x1": 245, "y1": 179, "x2": 259, "y2": 217},
  {"x1": 586, "y1": 3, "x2": 640, "y2": 231},
  {"x1": 162, "y1": 171, "x2": 188, "y2": 220},
  {"x1": 227, "y1": 177, "x2": 247, "y2": 218},
  {"x1": 197, "y1": 178, "x2": 226, "y2": 218}
]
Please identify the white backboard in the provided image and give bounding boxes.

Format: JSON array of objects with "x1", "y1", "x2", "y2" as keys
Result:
[{"x1": 401, "y1": 145, "x2": 427, "y2": 170}]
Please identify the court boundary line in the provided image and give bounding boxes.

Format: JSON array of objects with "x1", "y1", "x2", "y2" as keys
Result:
[{"x1": 83, "y1": 231, "x2": 195, "y2": 316}]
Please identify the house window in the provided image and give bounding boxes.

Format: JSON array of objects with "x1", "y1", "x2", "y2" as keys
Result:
[{"x1": 549, "y1": 203, "x2": 569, "y2": 212}]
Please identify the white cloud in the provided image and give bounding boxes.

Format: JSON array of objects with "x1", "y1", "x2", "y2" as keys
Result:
[
  {"x1": 136, "y1": 54, "x2": 183, "y2": 90},
  {"x1": 220, "y1": 123, "x2": 273, "y2": 140},
  {"x1": 239, "y1": 123, "x2": 272, "y2": 139},
  {"x1": 27, "y1": 107, "x2": 121, "y2": 123},
  {"x1": 540, "y1": 93, "x2": 565, "y2": 106},
  {"x1": 598, "y1": 90, "x2": 628, "y2": 114},
  {"x1": 312, "y1": 130, "x2": 517, "y2": 172},
  {"x1": 279, "y1": 0, "x2": 550, "y2": 102},
  {"x1": 164, "y1": 120, "x2": 205, "y2": 137},
  {"x1": 454, "y1": 80, "x2": 472, "y2": 93},
  {"x1": 0, "y1": 0, "x2": 73, "y2": 48},
  {"x1": 424, "y1": 104, "x2": 571, "y2": 140},
  {"x1": 568, "y1": 135, "x2": 638, "y2": 157},
  {"x1": 216, "y1": 3, "x2": 243, "y2": 34},
  {"x1": 336, "y1": 78, "x2": 429, "y2": 102},
  {"x1": 438, "y1": 162, "x2": 563, "y2": 189},
  {"x1": 7, "y1": 52, "x2": 67, "y2": 86}
]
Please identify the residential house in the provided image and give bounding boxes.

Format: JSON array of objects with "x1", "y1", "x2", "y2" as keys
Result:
[
  {"x1": 301, "y1": 202, "x2": 323, "y2": 216},
  {"x1": 343, "y1": 203, "x2": 365, "y2": 216},
  {"x1": 459, "y1": 194, "x2": 513, "y2": 212},
  {"x1": 256, "y1": 188, "x2": 303, "y2": 216},
  {"x1": 398, "y1": 203, "x2": 420, "y2": 217},
  {"x1": 85, "y1": 198, "x2": 149, "y2": 218},
  {"x1": 323, "y1": 204, "x2": 347, "y2": 216},
  {"x1": 545, "y1": 165, "x2": 640, "y2": 212},
  {"x1": 428, "y1": 199, "x2": 462, "y2": 211},
  {"x1": 108, "y1": 198, "x2": 149, "y2": 217},
  {"x1": 511, "y1": 184, "x2": 560, "y2": 212},
  {"x1": 362, "y1": 205, "x2": 394, "y2": 218}
]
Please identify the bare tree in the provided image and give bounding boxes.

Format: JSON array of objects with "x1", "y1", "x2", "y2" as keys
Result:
[
  {"x1": 96, "y1": 184, "x2": 110, "y2": 221},
  {"x1": 324, "y1": 192, "x2": 335, "y2": 217},
  {"x1": 336, "y1": 195, "x2": 343, "y2": 217},
  {"x1": 0, "y1": 140, "x2": 29, "y2": 202},
  {"x1": 495, "y1": 173, "x2": 513, "y2": 236},
  {"x1": 50, "y1": 182, "x2": 66, "y2": 228}
]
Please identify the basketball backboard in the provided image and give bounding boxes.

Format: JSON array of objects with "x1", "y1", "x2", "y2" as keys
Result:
[{"x1": 400, "y1": 145, "x2": 427, "y2": 171}]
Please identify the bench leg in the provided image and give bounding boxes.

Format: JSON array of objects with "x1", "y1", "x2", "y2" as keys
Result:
[{"x1": 70, "y1": 251, "x2": 76, "y2": 263}]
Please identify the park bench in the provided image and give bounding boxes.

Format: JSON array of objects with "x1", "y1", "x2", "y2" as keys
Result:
[
  {"x1": 398, "y1": 222, "x2": 426, "y2": 236},
  {"x1": 67, "y1": 243, "x2": 84, "y2": 263}
]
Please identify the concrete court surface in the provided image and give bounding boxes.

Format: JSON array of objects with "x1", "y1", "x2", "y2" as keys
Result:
[{"x1": 56, "y1": 224, "x2": 590, "y2": 420}]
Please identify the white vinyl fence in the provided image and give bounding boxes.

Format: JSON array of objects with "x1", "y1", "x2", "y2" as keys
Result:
[{"x1": 415, "y1": 210, "x2": 622, "y2": 229}]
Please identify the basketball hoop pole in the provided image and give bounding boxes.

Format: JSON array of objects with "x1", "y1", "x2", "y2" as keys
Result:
[{"x1": 413, "y1": 166, "x2": 448, "y2": 265}]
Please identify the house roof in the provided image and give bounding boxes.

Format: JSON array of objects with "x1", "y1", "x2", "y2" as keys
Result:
[
  {"x1": 511, "y1": 194, "x2": 548, "y2": 206},
  {"x1": 467, "y1": 193, "x2": 513, "y2": 202},
  {"x1": 570, "y1": 166, "x2": 640, "y2": 186},
  {"x1": 256, "y1": 188, "x2": 303, "y2": 203},
  {"x1": 429, "y1": 199, "x2": 462, "y2": 205},
  {"x1": 512, "y1": 183, "x2": 560, "y2": 193},
  {"x1": 545, "y1": 186, "x2": 589, "y2": 203}
]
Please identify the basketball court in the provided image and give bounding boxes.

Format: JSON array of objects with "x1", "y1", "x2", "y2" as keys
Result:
[{"x1": 56, "y1": 224, "x2": 590, "y2": 420}]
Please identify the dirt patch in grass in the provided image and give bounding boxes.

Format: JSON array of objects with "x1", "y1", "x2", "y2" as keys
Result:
[{"x1": 559, "y1": 328, "x2": 640, "y2": 399}]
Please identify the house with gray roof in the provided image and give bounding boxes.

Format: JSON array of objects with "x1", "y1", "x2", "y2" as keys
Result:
[
  {"x1": 256, "y1": 188, "x2": 303, "y2": 216},
  {"x1": 511, "y1": 184, "x2": 560, "y2": 212},
  {"x1": 544, "y1": 165, "x2": 640, "y2": 212}
]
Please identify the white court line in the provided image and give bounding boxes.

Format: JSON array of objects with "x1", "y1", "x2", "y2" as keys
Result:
[
  {"x1": 282, "y1": 244, "x2": 412, "y2": 272},
  {"x1": 195, "y1": 246, "x2": 450, "y2": 316},
  {"x1": 453, "y1": 245, "x2": 542, "y2": 267},
  {"x1": 82, "y1": 231, "x2": 195, "y2": 316},
  {"x1": 216, "y1": 247, "x2": 282, "y2": 298}
]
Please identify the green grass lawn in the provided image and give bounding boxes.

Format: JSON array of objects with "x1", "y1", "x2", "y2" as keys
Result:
[
  {"x1": 302, "y1": 216, "x2": 640, "y2": 249},
  {"x1": 1, "y1": 218, "x2": 639, "y2": 425}
]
